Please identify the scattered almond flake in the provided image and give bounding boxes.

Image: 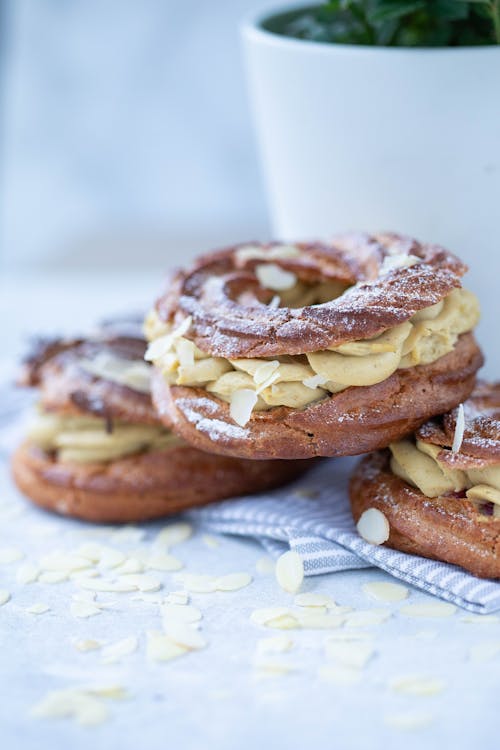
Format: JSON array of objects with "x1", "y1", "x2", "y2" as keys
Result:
[
  {"x1": 109, "y1": 525, "x2": 146, "y2": 544},
  {"x1": 97, "y1": 547, "x2": 126, "y2": 569},
  {"x1": 26, "y1": 603, "x2": 50, "y2": 615},
  {"x1": 70, "y1": 601, "x2": 103, "y2": 619},
  {"x1": 384, "y1": 711, "x2": 434, "y2": 731},
  {"x1": 275, "y1": 551, "x2": 304, "y2": 594},
  {"x1": 255, "y1": 370, "x2": 281, "y2": 394},
  {"x1": 268, "y1": 295, "x2": 281, "y2": 309},
  {"x1": 161, "y1": 603, "x2": 202, "y2": 625},
  {"x1": 390, "y1": 675, "x2": 446, "y2": 696},
  {"x1": 253, "y1": 360, "x2": 280, "y2": 385},
  {"x1": 0, "y1": 546, "x2": 24, "y2": 564},
  {"x1": 202, "y1": 534, "x2": 220, "y2": 549},
  {"x1": 16, "y1": 562, "x2": 40, "y2": 584},
  {"x1": 325, "y1": 640, "x2": 375, "y2": 669},
  {"x1": 302, "y1": 374, "x2": 328, "y2": 390},
  {"x1": 215, "y1": 572, "x2": 252, "y2": 591},
  {"x1": 229, "y1": 388, "x2": 258, "y2": 427},
  {"x1": 296, "y1": 611, "x2": 345, "y2": 629},
  {"x1": 118, "y1": 574, "x2": 162, "y2": 592},
  {"x1": 74, "y1": 639, "x2": 102, "y2": 652},
  {"x1": 380, "y1": 253, "x2": 421, "y2": 274},
  {"x1": 70, "y1": 569, "x2": 99, "y2": 581},
  {"x1": 318, "y1": 664, "x2": 362, "y2": 685},
  {"x1": 253, "y1": 658, "x2": 296, "y2": 676},
  {"x1": 177, "y1": 573, "x2": 217, "y2": 593},
  {"x1": 266, "y1": 614, "x2": 301, "y2": 630},
  {"x1": 77, "y1": 577, "x2": 137, "y2": 593},
  {"x1": 76, "y1": 542, "x2": 103, "y2": 562},
  {"x1": 256, "y1": 635, "x2": 294, "y2": 655},
  {"x1": 39, "y1": 571, "x2": 69, "y2": 584},
  {"x1": 256, "y1": 557, "x2": 275, "y2": 575},
  {"x1": 0, "y1": 590, "x2": 11, "y2": 606},
  {"x1": 101, "y1": 636, "x2": 138, "y2": 664},
  {"x1": 146, "y1": 632, "x2": 188, "y2": 662},
  {"x1": 452, "y1": 403, "x2": 465, "y2": 453},
  {"x1": 362, "y1": 581, "x2": 409, "y2": 603},
  {"x1": 344, "y1": 609, "x2": 391, "y2": 628},
  {"x1": 144, "y1": 316, "x2": 192, "y2": 362},
  {"x1": 400, "y1": 602, "x2": 456, "y2": 618},
  {"x1": 146, "y1": 552, "x2": 183, "y2": 572},
  {"x1": 177, "y1": 338, "x2": 195, "y2": 367},
  {"x1": 294, "y1": 593, "x2": 336, "y2": 608},
  {"x1": 115, "y1": 557, "x2": 144, "y2": 575},
  {"x1": 156, "y1": 522, "x2": 193, "y2": 549},
  {"x1": 460, "y1": 614, "x2": 500, "y2": 624},
  {"x1": 39, "y1": 552, "x2": 91, "y2": 573},
  {"x1": 251, "y1": 607, "x2": 292, "y2": 626},
  {"x1": 356, "y1": 508, "x2": 390, "y2": 545},
  {"x1": 164, "y1": 591, "x2": 189, "y2": 605},
  {"x1": 162, "y1": 620, "x2": 207, "y2": 650},
  {"x1": 468, "y1": 641, "x2": 500, "y2": 663},
  {"x1": 31, "y1": 689, "x2": 109, "y2": 727},
  {"x1": 255, "y1": 263, "x2": 297, "y2": 291},
  {"x1": 87, "y1": 684, "x2": 128, "y2": 700}
]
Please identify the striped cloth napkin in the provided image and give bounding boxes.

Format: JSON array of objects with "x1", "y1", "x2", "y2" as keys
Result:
[{"x1": 190, "y1": 457, "x2": 500, "y2": 614}]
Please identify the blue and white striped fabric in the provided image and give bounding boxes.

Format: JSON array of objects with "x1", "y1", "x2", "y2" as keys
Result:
[{"x1": 190, "y1": 458, "x2": 500, "y2": 614}]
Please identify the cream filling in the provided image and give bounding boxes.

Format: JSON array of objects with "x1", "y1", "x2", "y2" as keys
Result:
[
  {"x1": 145, "y1": 288, "x2": 479, "y2": 418},
  {"x1": 26, "y1": 410, "x2": 179, "y2": 464},
  {"x1": 79, "y1": 351, "x2": 151, "y2": 394},
  {"x1": 389, "y1": 440, "x2": 500, "y2": 517}
]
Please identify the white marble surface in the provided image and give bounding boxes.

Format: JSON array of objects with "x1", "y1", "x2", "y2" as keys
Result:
[{"x1": 0, "y1": 273, "x2": 498, "y2": 750}]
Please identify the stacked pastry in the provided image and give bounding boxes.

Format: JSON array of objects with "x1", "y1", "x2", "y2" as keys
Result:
[
  {"x1": 12, "y1": 232, "x2": 498, "y2": 578},
  {"x1": 11, "y1": 319, "x2": 309, "y2": 522}
]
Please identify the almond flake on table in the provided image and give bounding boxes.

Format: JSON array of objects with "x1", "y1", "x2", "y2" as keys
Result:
[
  {"x1": 161, "y1": 603, "x2": 202, "y2": 625},
  {"x1": 294, "y1": 593, "x2": 336, "y2": 608},
  {"x1": 275, "y1": 551, "x2": 304, "y2": 594},
  {"x1": 389, "y1": 675, "x2": 446, "y2": 696},
  {"x1": 250, "y1": 607, "x2": 294, "y2": 626},
  {"x1": 0, "y1": 590, "x2": 11, "y2": 606},
  {"x1": 39, "y1": 552, "x2": 91, "y2": 573},
  {"x1": 468, "y1": 641, "x2": 500, "y2": 663},
  {"x1": 0, "y1": 546, "x2": 24, "y2": 564},
  {"x1": 146, "y1": 552, "x2": 183, "y2": 572},
  {"x1": 31, "y1": 688, "x2": 110, "y2": 727},
  {"x1": 101, "y1": 636, "x2": 138, "y2": 664},
  {"x1": 215, "y1": 573, "x2": 252, "y2": 591},
  {"x1": 399, "y1": 602, "x2": 456, "y2": 618},
  {"x1": 266, "y1": 614, "x2": 301, "y2": 630},
  {"x1": 325, "y1": 640, "x2": 375, "y2": 669},
  {"x1": 74, "y1": 639, "x2": 102, "y2": 652},
  {"x1": 164, "y1": 591, "x2": 189, "y2": 605},
  {"x1": 162, "y1": 620, "x2": 207, "y2": 650},
  {"x1": 118, "y1": 574, "x2": 162, "y2": 592},
  {"x1": 256, "y1": 635, "x2": 294, "y2": 655},
  {"x1": 295, "y1": 611, "x2": 345, "y2": 630},
  {"x1": 155, "y1": 522, "x2": 192, "y2": 548},
  {"x1": 202, "y1": 534, "x2": 220, "y2": 549},
  {"x1": 38, "y1": 571, "x2": 69, "y2": 584},
  {"x1": 115, "y1": 557, "x2": 144, "y2": 575},
  {"x1": 383, "y1": 711, "x2": 435, "y2": 731},
  {"x1": 70, "y1": 600, "x2": 103, "y2": 619},
  {"x1": 26, "y1": 603, "x2": 50, "y2": 615},
  {"x1": 146, "y1": 632, "x2": 189, "y2": 662},
  {"x1": 362, "y1": 581, "x2": 409, "y2": 602},
  {"x1": 16, "y1": 562, "x2": 40, "y2": 584}
]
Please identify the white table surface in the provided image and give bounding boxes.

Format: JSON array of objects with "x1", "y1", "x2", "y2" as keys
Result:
[{"x1": 0, "y1": 272, "x2": 498, "y2": 750}]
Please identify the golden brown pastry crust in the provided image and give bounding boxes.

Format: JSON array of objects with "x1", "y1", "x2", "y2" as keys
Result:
[
  {"x1": 20, "y1": 335, "x2": 160, "y2": 426},
  {"x1": 350, "y1": 451, "x2": 500, "y2": 579},
  {"x1": 151, "y1": 332, "x2": 483, "y2": 460},
  {"x1": 154, "y1": 233, "x2": 467, "y2": 358},
  {"x1": 12, "y1": 441, "x2": 310, "y2": 523}
]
